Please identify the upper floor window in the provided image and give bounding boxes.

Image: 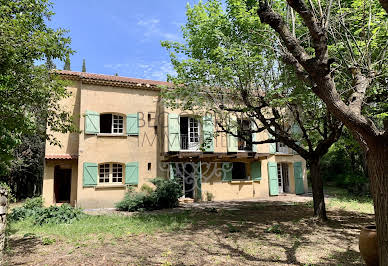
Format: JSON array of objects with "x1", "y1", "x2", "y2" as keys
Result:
[
  {"x1": 180, "y1": 116, "x2": 200, "y2": 151},
  {"x1": 100, "y1": 114, "x2": 123, "y2": 134},
  {"x1": 99, "y1": 163, "x2": 123, "y2": 184},
  {"x1": 276, "y1": 142, "x2": 289, "y2": 153},
  {"x1": 237, "y1": 119, "x2": 252, "y2": 151}
]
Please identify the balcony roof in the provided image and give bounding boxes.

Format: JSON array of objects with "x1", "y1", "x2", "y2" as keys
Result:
[{"x1": 161, "y1": 152, "x2": 270, "y2": 162}]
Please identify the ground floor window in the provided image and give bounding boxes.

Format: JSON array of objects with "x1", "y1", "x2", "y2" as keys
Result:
[
  {"x1": 232, "y1": 162, "x2": 247, "y2": 180},
  {"x1": 99, "y1": 163, "x2": 123, "y2": 183}
]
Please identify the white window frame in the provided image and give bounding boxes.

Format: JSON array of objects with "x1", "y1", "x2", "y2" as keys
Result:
[
  {"x1": 112, "y1": 114, "x2": 124, "y2": 134},
  {"x1": 188, "y1": 117, "x2": 200, "y2": 150},
  {"x1": 98, "y1": 163, "x2": 124, "y2": 184}
]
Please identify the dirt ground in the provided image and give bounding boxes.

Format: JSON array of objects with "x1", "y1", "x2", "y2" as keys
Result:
[{"x1": 5, "y1": 195, "x2": 373, "y2": 265}]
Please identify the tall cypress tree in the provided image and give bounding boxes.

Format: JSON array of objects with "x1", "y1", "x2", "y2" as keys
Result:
[
  {"x1": 82, "y1": 59, "x2": 86, "y2": 72},
  {"x1": 45, "y1": 57, "x2": 56, "y2": 70},
  {"x1": 63, "y1": 54, "x2": 71, "y2": 70}
]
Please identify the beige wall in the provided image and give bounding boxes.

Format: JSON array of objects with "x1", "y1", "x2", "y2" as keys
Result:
[
  {"x1": 76, "y1": 84, "x2": 162, "y2": 208},
  {"x1": 45, "y1": 81, "x2": 81, "y2": 155}
]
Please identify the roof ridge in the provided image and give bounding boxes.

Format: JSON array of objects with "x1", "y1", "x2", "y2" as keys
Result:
[{"x1": 54, "y1": 70, "x2": 172, "y2": 88}]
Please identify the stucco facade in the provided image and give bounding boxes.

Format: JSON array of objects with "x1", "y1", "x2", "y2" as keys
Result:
[{"x1": 43, "y1": 70, "x2": 307, "y2": 209}]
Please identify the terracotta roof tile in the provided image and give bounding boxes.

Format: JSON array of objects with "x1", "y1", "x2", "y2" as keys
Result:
[
  {"x1": 55, "y1": 70, "x2": 172, "y2": 88},
  {"x1": 45, "y1": 154, "x2": 78, "y2": 160}
]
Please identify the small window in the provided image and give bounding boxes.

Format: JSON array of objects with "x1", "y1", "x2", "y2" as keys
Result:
[
  {"x1": 232, "y1": 162, "x2": 247, "y2": 180},
  {"x1": 100, "y1": 114, "x2": 123, "y2": 134},
  {"x1": 98, "y1": 163, "x2": 123, "y2": 184},
  {"x1": 276, "y1": 142, "x2": 288, "y2": 153}
]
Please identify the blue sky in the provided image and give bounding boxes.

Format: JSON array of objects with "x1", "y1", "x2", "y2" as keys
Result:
[{"x1": 50, "y1": 0, "x2": 199, "y2": 81}]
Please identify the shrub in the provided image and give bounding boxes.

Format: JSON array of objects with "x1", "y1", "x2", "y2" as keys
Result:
[
  {"x1": 23, "y1": 197, "x2": 43, "y2": 209},
  {"x1": 151, "y1": 178, "x2": 182, "y2": 209},
  {"x1": 115, "y1": 192, "x2": 149, "y2": 212},
  {"x1": 116, "y1": 178, "x2": 182, "y2": 212},
  {"x1": 8, "y1": 196, "x2": 43, "y2": 221},
  {"x1": 33, "y1": 204, "x2": 83, "y2": 225},
  {"x1": 140, "y1": 183, "x2": 154, "y2": 195},
  {"x1": 9, "y1": 197, "x2": 83, "y2": 225}
]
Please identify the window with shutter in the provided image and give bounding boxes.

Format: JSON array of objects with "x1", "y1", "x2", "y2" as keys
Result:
[
  {"x1": 227, "y1": 117, "x2": 238, "y2": 152},
  {"x1": 83, "y1": 162, "x2": 98, "y2": 187},
  {"x1": 294, "y1": 162, "x2": 304, "y2": 194},
  {"x1": 168, "y1": 114, "x2": 180, "y2": 151},
  {"x1": 268, "y1": 162, "x2": 278, "y2": 195},
  {"x1": 85, "y1": 111, "x2": 100, "y2": 134},
  {"x1": 251, "y1": 161, "x2": 262, "y2": 181},
  {"x1": 221, "y1": 162, "x2": 233, "y2": 181},
  {"x1": 127, "y1": 113, "x2": 139, "y2": 135},
  {"x1": 202, "y1": 115, "x2": 214, "y2": 152},
  {"x1": 125, "y1": 162, "x2": 139, "y2": 185}
]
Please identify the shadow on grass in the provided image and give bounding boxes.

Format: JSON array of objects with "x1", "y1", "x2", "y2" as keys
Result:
[{"x1": 6, "y1": 201, "x2": 373, "y2": 265}]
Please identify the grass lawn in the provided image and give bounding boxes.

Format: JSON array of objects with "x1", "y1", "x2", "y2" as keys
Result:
[{"x1": 5, "y1": 192, "x2": 374, "y2": 265}]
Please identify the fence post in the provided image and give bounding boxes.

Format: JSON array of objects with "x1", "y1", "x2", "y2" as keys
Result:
[{"x1": 0, "y1": 187, "x2": 8, "y2": 263}]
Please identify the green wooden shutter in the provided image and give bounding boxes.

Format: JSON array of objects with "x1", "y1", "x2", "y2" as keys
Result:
[
  {"x1": 127, "y1": 113, "x2": 139, "y2": 135},
  {"x1": 83, "y1": 162, "x2": 98, "y2": 187},
  {"x1": 268, "y1": 162, "x2": 278, "y2": 195},
  {"x1": 252, "y1": 121, "x2": 258, "y2": 152},
  {"x1": 227, "y1": 117, "x2": 238, "y2": 152},
  {"x1": 195, "y1": 162, "x2": 202, "y2": 201},
  {"x1": 294, "y1": 162, "x2": 304, "y2": 194},
  {"x1": 202, "y1": 115, "x2": 214, "y2": 152},
  {"x1": 125, "y1": 162, "x2": 139, "y2": 185},
  {"x1": 291, "y1": 124, "x2": 301, "y2": 155},
  {"x1": 222, "y1": 162, "x2": 233, "y2": 181},
  {"x1": 85, "y1": 110, "x2": 100, "y2": 134},
  {"x1": 168, "y1": 113, "x2": 180, "y2": 151},
  {"x1": 251, "y1": 161, "x2": 262, "y2": 181},
  {"x1": 268, "y1": 126, "x2": 276, "y2": 154},
  {"x1": 169, "y1": 162, "x2": 177, "y2": 180}
]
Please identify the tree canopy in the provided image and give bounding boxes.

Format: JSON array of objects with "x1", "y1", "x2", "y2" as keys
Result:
[
  {"x1": 162, "y1": 0, "x2": 345, "y2": 219},
  {"x1": 0, "y1": 0, "x2": 76, "y2": 174}
]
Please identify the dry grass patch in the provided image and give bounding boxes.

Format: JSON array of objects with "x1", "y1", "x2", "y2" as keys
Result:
[{"x1": 4, "y1": 199, "x2": 373, "y2": 266}]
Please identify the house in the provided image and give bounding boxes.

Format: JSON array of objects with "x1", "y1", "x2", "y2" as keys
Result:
[{"x1": 43, "y1": 70, "x2": 308, "y2": 208}]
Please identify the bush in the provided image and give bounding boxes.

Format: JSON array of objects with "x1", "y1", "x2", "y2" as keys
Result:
[
  {"x1": 8, "y1": 196, "x2": 43, "y2": 221},
  {"x1": 9, "y1": 197, "x2": 83, "y2": 225},
  {"x1": 116, "y1": 178, "x2": 182, "y2": 212},
  {"x1": 33, "y1": 204, "x2": 83, "y2": 225},
  {"x1": 23, "y1": 196, "x2": 43, "y2": 209},
  {"x1": 140, "y1": 183, "x2": 154, "y2": 195}
]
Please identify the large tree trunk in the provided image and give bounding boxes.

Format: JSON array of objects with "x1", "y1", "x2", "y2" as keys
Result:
[
  {"x1": 309, "y1": 158, "x2": 327, "y2": 221},
  {"x1": 367, "y1": 140, "x2": 388, "y2": 265}
]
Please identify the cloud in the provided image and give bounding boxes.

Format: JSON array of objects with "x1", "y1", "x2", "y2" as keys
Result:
[
  {"x1": 104, "y1": 60, "x2": 175, "y2": 81},
  {"x1": 137, "y1": 18, "x2": 180, "y2": 42}
]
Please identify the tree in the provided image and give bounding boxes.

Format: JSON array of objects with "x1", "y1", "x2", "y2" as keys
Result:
[
  {"x1": 64, "y1": 53, "x2": 71, "y2": 70},
  {"x1": 257, "y1": 0, "x2": 388, "y2": 262},
  {"x1": 45, "y1": 57, "x2": 56, "y2": 70},
  {"x1": 162, "y1": 0, "x2": 343, "y2": 220},
  {"x1": 0, "y1": 0, "x2": 76, "y2": 176},
  {"x1": 82, "y1": 58, "x2": 86, "y2": 72}
]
